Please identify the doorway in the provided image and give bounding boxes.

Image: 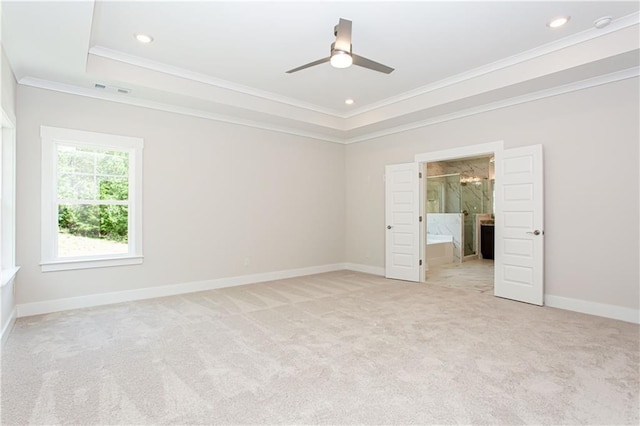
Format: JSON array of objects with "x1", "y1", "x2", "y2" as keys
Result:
[
  {"x1": 424, "y1": 154, "x2": 495, "y2": 293},
  {"x1": 385, "y1": 141, "x2": 544, "y2": 305},
  {"x1": 414, "y1": 142, "x2": 503, "y2": 289}
]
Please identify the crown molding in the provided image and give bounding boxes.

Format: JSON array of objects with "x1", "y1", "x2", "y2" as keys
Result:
[
  {"x1": 343, "y1": 67, "x2": 640, "y2": 144},
  {"x1": 18, "y1": 76, "x2": 344, "y2": 144},
  {"x1": 87, "y1": 12, "x2": 638, "y2": 126},
  {"x1": 89, "y1": 46, "x2": 344, "y2": 119},
  {"x1": 18, "y1": 67, "x2": 639, "y2": 146},
  {"x1": 343, "y1": 11, "x2": 640, "y2": 119}
]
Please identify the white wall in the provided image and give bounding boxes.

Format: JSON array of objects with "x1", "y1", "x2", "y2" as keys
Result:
[
  {"x1": 16, "y1": 86, "x2": 345, "y2": 306},
  {"x1": 1, "y1": 46, "x2": 18, "y2": 342},
  {"x1": 345, "y1": 77, "x2": 640, "y2": 311}
]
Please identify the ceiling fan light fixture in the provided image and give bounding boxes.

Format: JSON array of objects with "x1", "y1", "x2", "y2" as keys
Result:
[{"x1": 330, "y1": 50, "x2": 353, "y2": 69}]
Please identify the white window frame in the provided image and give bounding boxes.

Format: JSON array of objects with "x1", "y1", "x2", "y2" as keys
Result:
[
  {"x1": 1, "y1": 109, "x2": 19, "y2": 285},
  {"x1": 41, "y1": 126, "x2": 144, "y2": 272}
]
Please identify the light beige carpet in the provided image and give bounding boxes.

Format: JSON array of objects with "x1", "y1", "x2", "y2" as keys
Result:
[
  {"x1": 2, "y1": 271, "x2": 638, "y2": 424},
  {"x1": 427, "y1": 259, "x2": 495, "y2": 293}
]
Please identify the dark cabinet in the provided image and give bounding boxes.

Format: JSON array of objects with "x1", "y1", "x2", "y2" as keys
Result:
[{"x1": 481, "y1": 224, "x2": 495, "y2": 259}]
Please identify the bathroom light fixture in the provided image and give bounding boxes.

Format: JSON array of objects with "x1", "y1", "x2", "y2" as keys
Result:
[
  {"x1": 594, "y1": 16, "x2": 613, "y2": 29},
  {"x1": 547, "y1": 16, "x2": 570, "y2": 28},
  {"x1": 345, "y1": 98, "x2": 355, "y2": 105},
  {"x1": 460, "y1": 176, "x2": 482, "y2": 185},
  {"x1": 135, "y1": 33, "x2": 154, "y2": 43}
]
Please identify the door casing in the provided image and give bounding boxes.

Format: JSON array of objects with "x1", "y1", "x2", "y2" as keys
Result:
[{"x1": 415, "y1": 141, "x2": 504, "y2": 284}]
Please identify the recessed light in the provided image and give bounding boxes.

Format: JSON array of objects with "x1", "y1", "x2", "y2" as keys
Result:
[
  {"x1": 135, "y1": 33, "x2": 154, "y2": 44},
  {"x1": 547, "y1": 16, "x2": 570, "y2": 28},
  {"x1": 594, "y1": 16, "x2": 613, "y2": 29},
  {"x1": 345, "y1": 99, "x2": 355, "y2": 105}
]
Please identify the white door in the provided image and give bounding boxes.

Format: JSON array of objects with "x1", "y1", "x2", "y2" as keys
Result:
[
  {"x1": 385, "y1": 163, "x2": 420, "y2": 282},
  {"x1": 495, "y1": 145, "x2": 544, "y2": 305}
]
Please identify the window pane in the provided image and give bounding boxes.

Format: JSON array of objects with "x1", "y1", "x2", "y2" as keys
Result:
[
  {"x1": 98, "y1": 177, "x2": 128, "y2": 201},
  {"x1": 58, "y1": 173, "x2": 97, "y2": 199},
  {"x1": 58, "y1": 204, "x2": 128, "y2": 257},
  {"x1": 57, "y1": 147, "x2": 94, "y2": 174},
  {"x1": 57, "y1": 146, "x2": 129, "y2": 201},
  {"x1": 96, "y1": 151, "x2": 129, "y2": 176}
]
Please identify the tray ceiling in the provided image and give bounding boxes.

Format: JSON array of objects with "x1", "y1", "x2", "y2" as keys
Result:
[{"x1": 3, "y1": 1, "x2": 639, "y2": 143}]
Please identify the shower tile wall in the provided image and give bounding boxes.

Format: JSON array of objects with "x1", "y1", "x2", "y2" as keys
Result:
[
  {"x1": 428, "y1": 157, "x2": 494, "y2": 256},
  {"x1": 462, "y1": 182, "x2": 486, "y2": 255},
  {"x1": 445, "y1": 180, "x2": 460, "y2": 213},
  {"x1": 427, "y1": 213, "x2": 463, "y2": 263}
]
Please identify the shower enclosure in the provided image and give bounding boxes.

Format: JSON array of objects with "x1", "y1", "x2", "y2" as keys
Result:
[{"x1": 426, "y1": 173, "x2": 492, "y2": 257}]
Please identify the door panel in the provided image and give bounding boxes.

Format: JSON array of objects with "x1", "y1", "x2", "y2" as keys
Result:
[
  {"x1": 495, "y1": 145, "x2": 544, "y2": 305},
  {"x1": 385, "y1": 163, "x2": 420, "y2": 282}
]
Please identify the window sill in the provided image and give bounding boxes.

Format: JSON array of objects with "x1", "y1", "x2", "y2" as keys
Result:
[
  {"x1": 41, "y1": 256, "x2": 143, "y2": 272},
  {"x1": 1, "y1": 266, "x2": 20, "y2": 287}
]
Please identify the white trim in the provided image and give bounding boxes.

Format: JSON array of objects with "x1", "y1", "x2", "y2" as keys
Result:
[
  {"x1": 41, "y1": 256, "x2": 144, "y2": 272},
  {"x1": 40, "y1": 126, "x2": 144, "y2": 270},
  {"x1": 20, "y1": 77, "x2": 343, "y2": 145},
  {"x1": 89, "y1": 46, "x2": 344, "y2": 118},
  {"x1": 545, "y1": 295, "x2": 640, "y2": 325},
  {"x1": 415, "y1": 141, "x2": 504, "y2": 302},
  {"x1": 1, "y1": 266, "x2": 19, "y2": 287},
  {"x1": 1, "y1": 307, "x2": 16, "y2": 347},
  {"x1": 19, "y1": 68, "x2": 639, "y2": 146},
  {"x1": 1, "y1": 109, "x2": 17, "y2": 277},
  {"x1": 415, "y1": 141, "x2": 504, "y2": 164},
  {"x1": 41, "y1": 126, "x2": 143, "y2": 150},
  {"x1": 87, "y1": 11, "x2": 639, "y2": 121},
  {"x1": 12, "y1": 263, "x2": 639, "y2": 324},
  {"x1": 343, "y1": 262, "x2": 385, "y2": 276},
  {"x1": 16, "y1": 263, "x2": 346, "y2": 318},
  {"x1": 345, "y1": 67, "x2": 640, "y2": 144},
  {"x1": 343, "y1": 11, "x2": 640, "y2": 118}
]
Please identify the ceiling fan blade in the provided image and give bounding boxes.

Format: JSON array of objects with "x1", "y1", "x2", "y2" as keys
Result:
[
  {"x1": 334, "y1": 18, "x2": 352, "y2": 52},
  {"x1": 352, "y1": 54, "x2": 395, "y2": 74},
  {"x1": 286, "y1": 57, "x2": 331, "y2": 73}
]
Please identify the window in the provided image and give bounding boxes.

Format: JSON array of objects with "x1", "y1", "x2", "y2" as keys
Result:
[
  {"x1": 1, "y1": 110, "x2": 18, "y2": 285},
  {"x1": 41, "y1": 126, "x2": 143, "y2": 272}
]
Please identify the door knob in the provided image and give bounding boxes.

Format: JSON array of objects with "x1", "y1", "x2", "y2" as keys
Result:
[
  {"x1": 387, "y1": 225, "x2": 392, "y2": 229},
  {"x1": 527, "y1": 230, "x2": 541, "y2": 236}
]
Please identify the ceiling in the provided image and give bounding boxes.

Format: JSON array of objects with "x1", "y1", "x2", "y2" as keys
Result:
[{"x1": 2, "y1": 1, "x2": 639, "y2": 143}]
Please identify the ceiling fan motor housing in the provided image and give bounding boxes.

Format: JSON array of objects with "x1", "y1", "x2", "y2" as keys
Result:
[{"x1": 330, "y1": 41, "x2": 352, "y2": 55}]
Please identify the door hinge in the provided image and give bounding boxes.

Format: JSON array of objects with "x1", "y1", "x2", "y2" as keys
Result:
[
  {"x1": 419, "y1": 259, "x2": 423, "y2": 266},
  {"x1": 419, "y1": 172, "x2": 422, "y2": 178},
  {"x1": 419, "y1": 216, "x2": 422, "y2": 222}
]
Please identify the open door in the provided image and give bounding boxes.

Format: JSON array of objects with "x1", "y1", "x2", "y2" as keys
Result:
[
  {"x1": 385, "y1": 163, "x2": 420, "y2": 282},
  {"x1": 495, "y1": 145, "x2": 544, "y2": 305}
]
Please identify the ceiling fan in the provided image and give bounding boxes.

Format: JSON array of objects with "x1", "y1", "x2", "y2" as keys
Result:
[{"x1": 286, "y1": 18, "x2": 394, "y2": 74}]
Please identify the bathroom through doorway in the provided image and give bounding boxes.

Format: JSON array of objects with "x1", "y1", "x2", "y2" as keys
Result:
[{"x1": 424, "y1": 154, "x2": 495, "y2": 293}]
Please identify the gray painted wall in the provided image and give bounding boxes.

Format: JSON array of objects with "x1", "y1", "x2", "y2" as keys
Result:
[
  {"x1": 345, "y1": 77, "x2": 640, "y2": 310},
  {"x1": 16, "y1": 86, "x2": 346, "y2": 305}
]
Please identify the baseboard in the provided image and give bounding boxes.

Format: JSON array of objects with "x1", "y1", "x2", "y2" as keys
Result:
[
  {"x1": 17, "y1": 264, "x2": 637, "y2": 324},
  {"x1": 16, "y1": 263, "x2": 345, "y2": 318},
  {"x1": 343, "y1": 262, "x2": 385, "y2": 276},
  {"x1": 545, "y1": 295, "x2": 640, "y2": 324},
  {"x1": 1, "y1": 307, "x2": 16, "y2": 347}
]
